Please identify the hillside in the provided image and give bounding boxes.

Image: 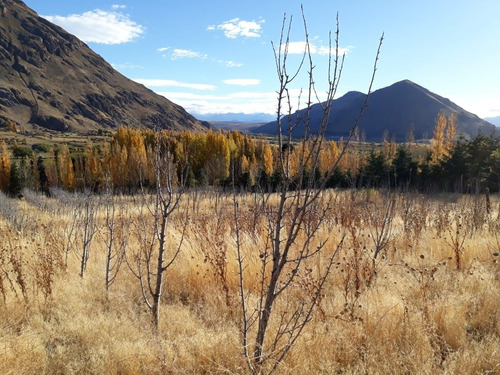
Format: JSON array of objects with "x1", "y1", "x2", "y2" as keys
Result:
[
  {"x1": 253, "y1": 80, "x2": 496, "y2": 141},
  {"x1": 0, "y1": 0, "x2": 207, "y2": 135}
]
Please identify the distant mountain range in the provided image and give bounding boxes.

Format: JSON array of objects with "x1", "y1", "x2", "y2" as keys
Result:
[
  {"x1": 0, "y1": 0, "x2": 207, "y2": 134},
  {"x1": 1, "y1": 1, "x2": 495, "y2": 142},
  {"x1": 252, "y1": 80, "x2": 496, "y2": 141},
  {"x1": 195, "y1": 112, "x2": 275, "y2": 123}
]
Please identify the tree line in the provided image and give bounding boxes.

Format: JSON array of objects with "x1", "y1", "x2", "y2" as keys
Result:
[{"x1": 0, "y1": 123, "x2": 498, "y2": 196}]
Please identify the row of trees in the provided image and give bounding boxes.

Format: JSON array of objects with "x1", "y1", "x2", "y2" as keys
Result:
[
  {"x1": 356, "y1": 134, "x2": 499, "y2": 193},
  {"x1": 0, "y1": 126, "x2": 498, "y2": 196}
]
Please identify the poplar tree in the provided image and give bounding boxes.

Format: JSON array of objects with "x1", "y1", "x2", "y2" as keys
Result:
[
  {"x1": 431, "y1": 113, "x2": 447, "y2": 164},
  {"x1": 0, "y1": 141, "x2": 11, "y2": 192},
  {"x1": 57, "y1": 145, "x2": 75, "y2": 191}
]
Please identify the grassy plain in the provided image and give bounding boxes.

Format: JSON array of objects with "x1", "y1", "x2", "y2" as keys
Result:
[{"x1": 0, "y1": 188, "x2": 498, "y2": 374}]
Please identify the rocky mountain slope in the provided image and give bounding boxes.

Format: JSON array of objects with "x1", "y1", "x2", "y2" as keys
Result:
[{"x1": 0, "y1": 0, "x2": 207, "y2": 134}]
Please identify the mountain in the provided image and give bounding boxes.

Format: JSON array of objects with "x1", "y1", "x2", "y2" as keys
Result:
[
  {"x1": 195, "y1": 112, "x2": 275, "y2": 123},
  {"x1": 252, "y1": 80, "x2": 496, "y2": 141},
  {"x1": 207, "y1": 121, "x2": 266, "y2": 131},
  {"x1": 0, "y1": 0, "x2": 207, "y2": 134},
  {"x1": 484, "y1": 116, "x2": 500, "y2": 127}
]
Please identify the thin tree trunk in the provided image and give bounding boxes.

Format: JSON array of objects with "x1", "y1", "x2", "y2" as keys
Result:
[{"x1": 152, "y1": 206, "x2": 168, "y2": 329}]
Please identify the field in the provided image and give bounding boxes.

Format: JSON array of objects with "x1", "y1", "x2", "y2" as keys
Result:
[{"x1": 0, "y1": 188, "x2": 498, "y2": 374}]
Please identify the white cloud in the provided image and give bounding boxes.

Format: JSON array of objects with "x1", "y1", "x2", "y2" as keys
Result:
[
  {"x1": 157, "y1": 92, "x2": 224, "y2": 101},
  {"x1": 171, "y1": 49, "x2": 207, "y2": 60},
  {"x1": 223, "y1": 79, "x2": 260, "y2": 86},
  {"x1": 111, "y1": 62, "x2": 144, "y2": 70},
  {"x1": 133, "y1": 79, "x2": 216, "y2": 91},
  {"x1": 43, "y1": 10, "x2": 144, "y2": 44},
  {"x1": 157, "y1": 47, "x2": 170, "y2": 52},
  {"x1": 220, "y1": 60, "x2": 243, "y2": 68},
  {"x1": 282, "y1": 41, "x2": 351, "y2": 56},
  {"x1": 156, "y1": 90, "x2": 278, "y2": 115},
  {"x1": 209, "y1": 18, "x2": 264, "y2": 39},
  {"x1": 111, "y1": 4, "x2": 126, "y2": 9},
  {"x1": 153, "y1": 88, "x2": 331, "y2": 116}
]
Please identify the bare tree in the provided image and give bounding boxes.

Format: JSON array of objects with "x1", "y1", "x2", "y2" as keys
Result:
[
  {"x1": 235, "y1": 7, "x2": 383, "y2": 373},
  {"x1": 78, "y1": 191, "x2": 99, "y2": 278},
  {"x1": 126, "y1": 131, "x2": 189, "y2": 329},
  {"x1": 53, "y1": 188, "x2": 99, "y2": 278},
  {"x1": 100, "y1": 173, "x2": 128, "y2": 292},
  {"x1": 63, "y1": 200, "x2": 79, "y2": 269},
  {"x1": 367, "y1": 194, "x2": 396, "y2": 263}
]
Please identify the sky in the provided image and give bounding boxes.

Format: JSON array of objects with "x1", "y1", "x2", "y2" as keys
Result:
[{"x1": 23, "y1": 0, "x2": 500, "y2": 120}]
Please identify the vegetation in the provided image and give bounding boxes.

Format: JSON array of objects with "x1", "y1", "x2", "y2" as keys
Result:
[
  {"x1": 0, "y1": 126, "x2": 498, "y2": 197},
  {"x1": 0, "y1": 8, "x2": 498, "y2": 374},
  {"x1": 0, "y1": 188, "x2": 498, "y2": 374}
]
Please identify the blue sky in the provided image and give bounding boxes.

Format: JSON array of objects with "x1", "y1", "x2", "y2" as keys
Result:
[{"x1": 24, "y1": 0, "x2": 500, "y2": 119}]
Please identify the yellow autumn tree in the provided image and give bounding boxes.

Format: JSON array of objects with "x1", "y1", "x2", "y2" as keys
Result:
[
  {"x1": 42, "y1": 148, "x2": 58, "y2": 188},
  {"x1": 432, "y1": 113, "x2": 458, "y2": 163},
  {"x1": 0, "y1": 141, "x2": 11, "y2": 192},
  {"x1": 260, "y1": 141, "x2": 274, "y2": 176},
  {"x1": 319, "y1": 140, "x2": 339, "y2": 176},
  {"x1": 444, "y1": 112, "x2": 457, "y2": 156},
  {"x1": 110, "y1": 141, "x2": 129, "y2": 190},
  {"x1": 84, "y1": 143, "x2": 103, "y2": 189},
  {"x1": 126, "y1": 129, "x2": 148, "y2": 187},
  {"x1": 205, "y1": 130, "x2": 230, "y2": 185},
  {"x1": 57, "y1": 144, "x2": 75, "y2": 191}
]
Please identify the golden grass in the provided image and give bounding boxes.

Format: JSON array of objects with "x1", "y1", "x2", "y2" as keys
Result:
[{"x1": 0, "y1": 189, "x2": 498, "y2": 374}]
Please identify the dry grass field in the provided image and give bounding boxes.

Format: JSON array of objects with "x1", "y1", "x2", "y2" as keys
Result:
[{"x1": 0, "y1": 188, "x2": 498, "y2": 374}]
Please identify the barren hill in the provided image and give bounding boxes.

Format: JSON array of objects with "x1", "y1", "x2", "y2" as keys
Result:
[{"x1": 0, "y1": 0, "x2": 207, "y2": 134}]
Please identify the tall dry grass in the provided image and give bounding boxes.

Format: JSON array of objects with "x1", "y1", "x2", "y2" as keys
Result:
[{"x1": 0, "y1": 189, "x2": 498, "y2": 374}]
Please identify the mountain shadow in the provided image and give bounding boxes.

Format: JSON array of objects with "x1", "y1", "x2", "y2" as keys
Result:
[{"x1": 252, "y1": 80, "x2": 495, "y2": 141}]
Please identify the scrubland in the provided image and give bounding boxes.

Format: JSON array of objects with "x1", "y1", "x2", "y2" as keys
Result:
[{"x1": 0, "y1": 188, "x2": 498, "y2": 374}]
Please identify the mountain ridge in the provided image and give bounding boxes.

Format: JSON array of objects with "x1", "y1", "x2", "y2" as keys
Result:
[
  {"x1": 0, "y1": 0, "x2": 207, "y2": 134},
  {"x1": 252, "y1": 80, "x2": 495, "y2": 140}
]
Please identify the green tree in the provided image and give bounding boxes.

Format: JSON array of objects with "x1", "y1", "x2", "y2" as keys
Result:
[
  {"x1": 391, "y1": 146, "x2": 417, "y2": 190},
  {"x1": 37, "y1": 156, "x2": 49, "y2": 195},
  {"x1": 466, "y1": 134, "x2": 499, "y2": 193},
  {"x1": 362, "y1": 150, "x2": 390, "y2": 187},
  {"x1": 9, "y1": 161, "x2": 22, "y2": 196}
]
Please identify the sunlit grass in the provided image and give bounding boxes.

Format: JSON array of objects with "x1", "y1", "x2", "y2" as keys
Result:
[{"x1": 0, "y1": 189, "x2": 498, "y2": 374}]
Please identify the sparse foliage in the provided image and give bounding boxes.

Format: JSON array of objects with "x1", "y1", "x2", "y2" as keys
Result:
[
  {"x1": 233, "y1": 8, "x2": 383, "y2": 372},
  {"x1": 126, "y1": 130, "x2": 188, "y2": 329}
]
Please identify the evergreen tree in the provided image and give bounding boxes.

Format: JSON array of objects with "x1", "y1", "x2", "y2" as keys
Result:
[
  {"x1": 441, "y1": 137, "x2": 469, "y2": 193},
  {"x1": 9, "y1": 161, "x2": 22, "y2": 196},
  {"x1": 391, "y1": 146, "x2": 417, "y2": 190},
  {"x1": 38, "y1": 156, "x2": 49, "y2": 195},
  {"x1": 362, "y1": 150, "x2": 390, "y2": 187}
]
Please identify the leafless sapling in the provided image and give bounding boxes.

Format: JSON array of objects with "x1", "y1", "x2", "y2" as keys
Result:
[
  {"x1": 100, "y1": 171, "x2": 128, "y2": 292},
  {"x1": 234, "y1": 7, "x2": 383, "y2": 373},
  {"x1": 126, "y1": 131, "x2": 189, "y2": 329}
]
